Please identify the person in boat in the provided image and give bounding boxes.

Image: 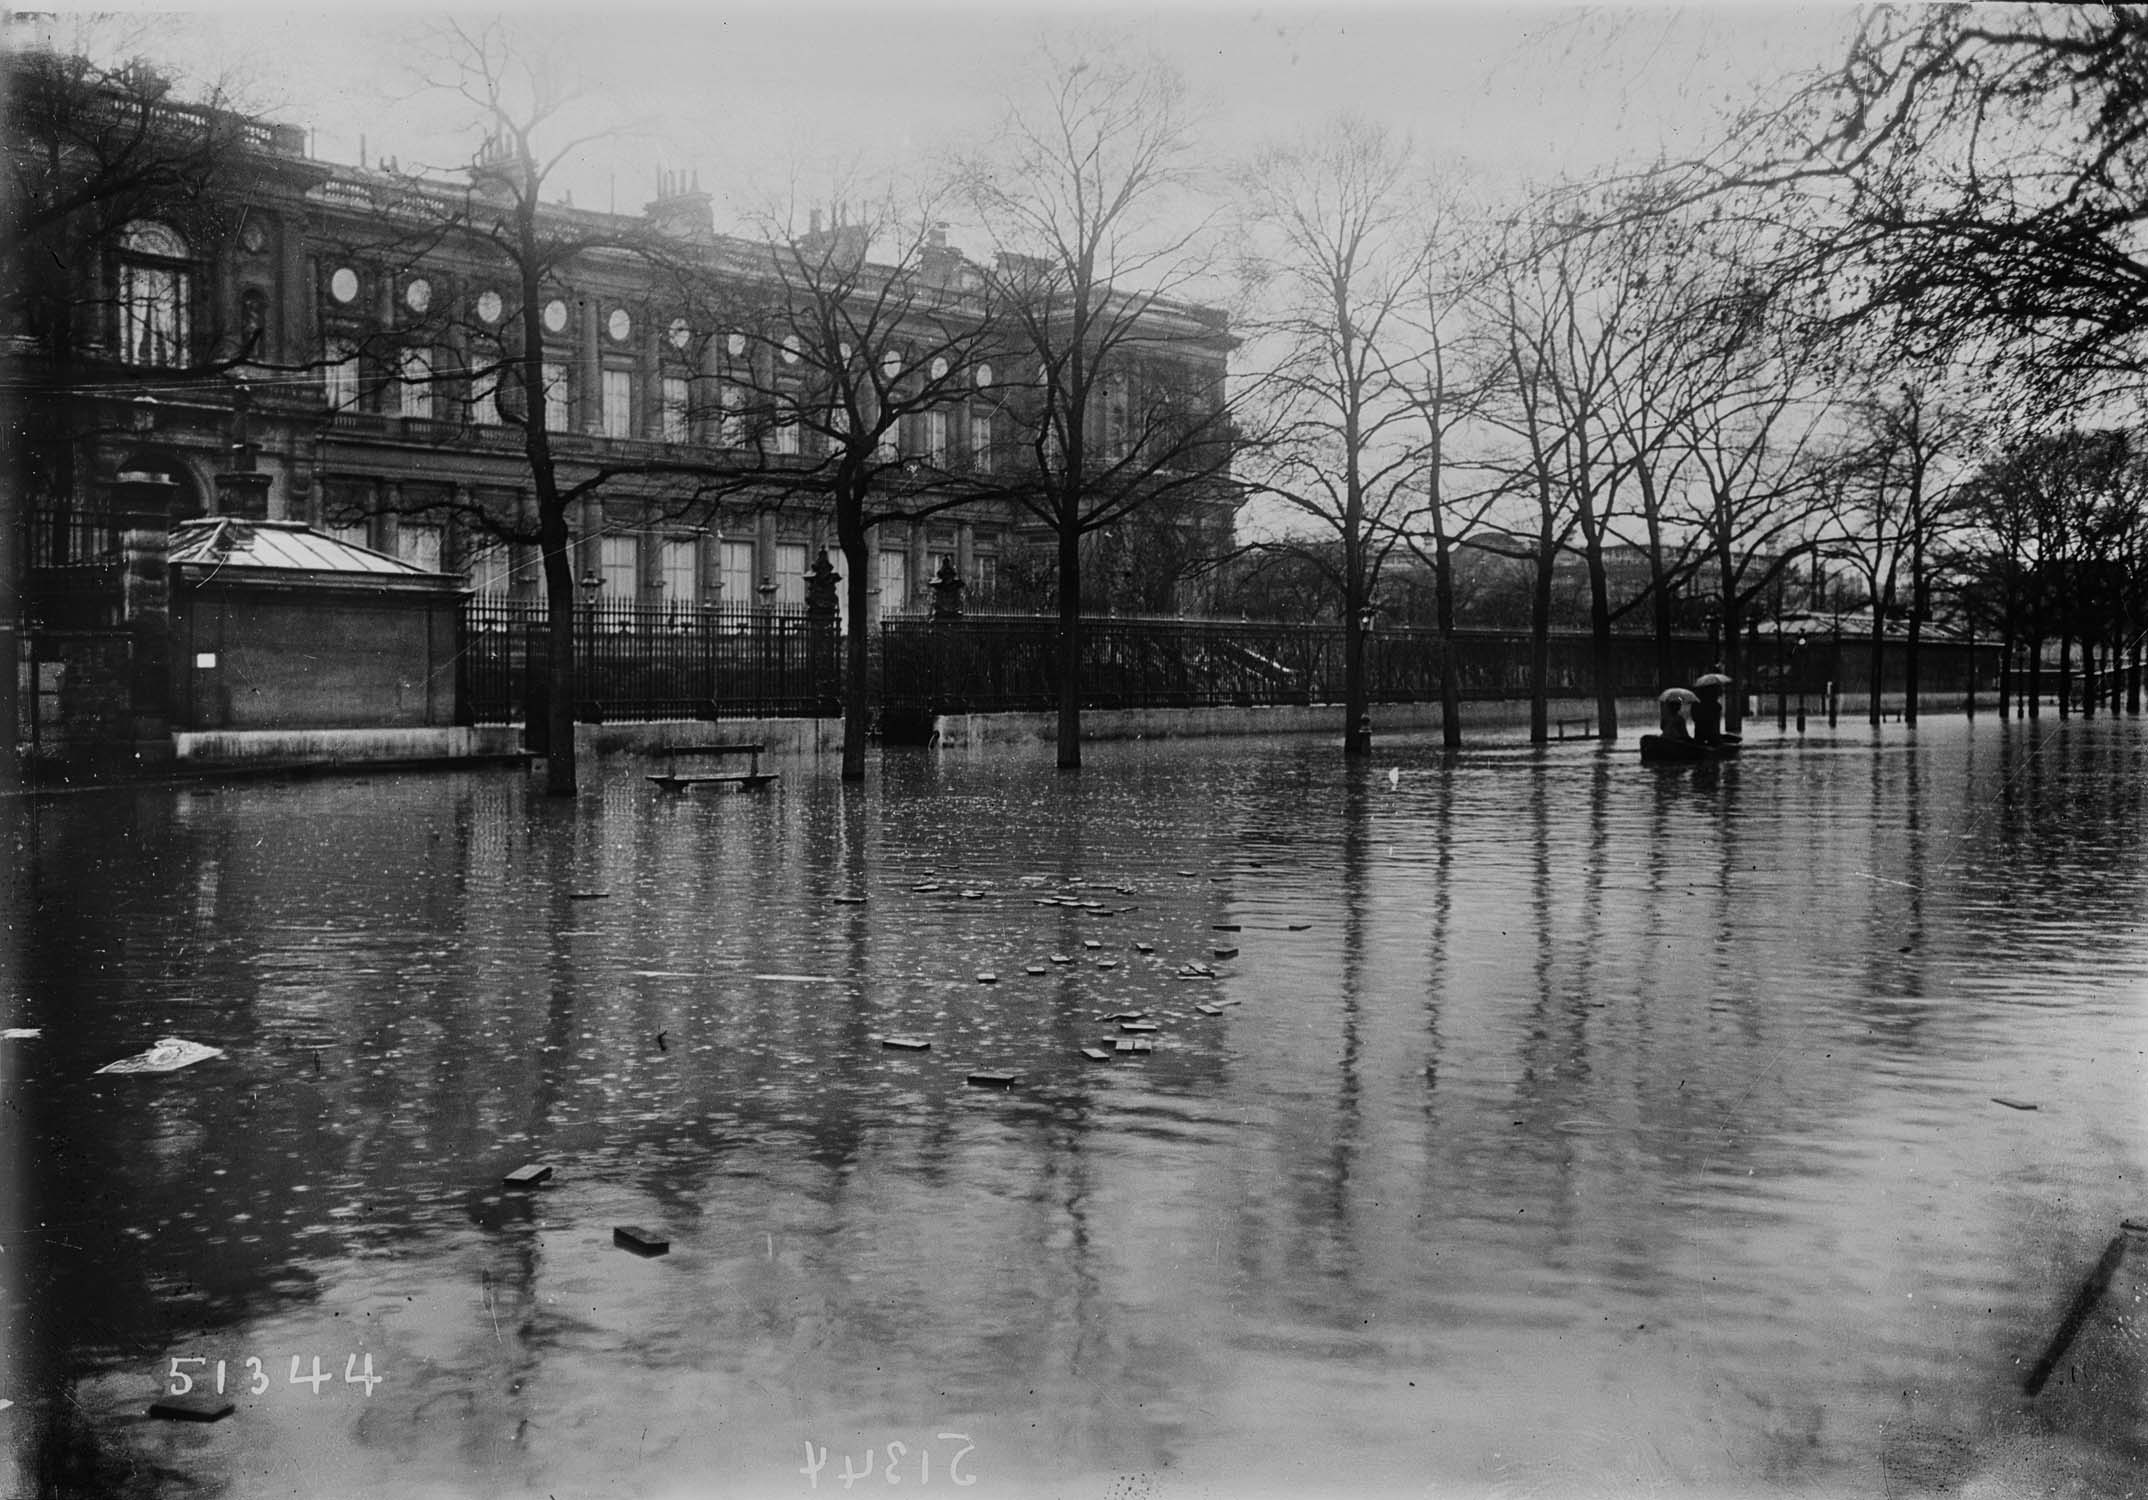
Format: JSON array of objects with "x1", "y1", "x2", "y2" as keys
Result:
[
  {"x1": 1659, "y1": 689, "x2": 1695, "y2": 741},
  {"x1": 1692, "y1": 675, "x2": 1730, "y2": 746}
]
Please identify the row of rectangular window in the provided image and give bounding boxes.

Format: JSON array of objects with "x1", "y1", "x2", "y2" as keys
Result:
[
  {"x1": 329, "y1": 343, "x2": 993, "y2": 465},
  {"x1": 327, "y1": 521, "x2": 998, "y2": 609}
]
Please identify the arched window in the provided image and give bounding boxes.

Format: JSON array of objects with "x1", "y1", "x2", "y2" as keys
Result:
[{"x1": 118, "y1": 221, "x2": 190, "y2": 367}]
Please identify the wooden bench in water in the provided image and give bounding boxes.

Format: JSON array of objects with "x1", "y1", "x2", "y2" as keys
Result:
[{"x1": 647, "y1": 742, "x2": 778, "y2": 792}]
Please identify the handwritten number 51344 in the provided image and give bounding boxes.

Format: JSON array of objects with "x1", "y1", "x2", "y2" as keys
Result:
[{"x1": 800, "y1": 1434, "x2": 975, "y2": 1489}]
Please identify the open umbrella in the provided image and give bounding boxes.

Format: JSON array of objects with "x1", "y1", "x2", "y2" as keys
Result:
[
  {"x1": 1659, "y1": 688, "x2": 1699, "y2": 704},
  {"x1": 1694, "y1": 673, "x2": 1733, "y2": 689}
]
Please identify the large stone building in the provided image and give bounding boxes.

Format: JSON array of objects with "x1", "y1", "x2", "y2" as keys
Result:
[{"x1": 10, "y1": 41, "x2": 1238, "y2": 664}]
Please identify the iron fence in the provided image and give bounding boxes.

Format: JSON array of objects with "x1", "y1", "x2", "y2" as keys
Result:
[
  {"x1": 462, "y1": 597, "x2": 839, "y2": 725},
  {"x1": 878, "y1": 617, "x2": 1736, "y2": 713}
]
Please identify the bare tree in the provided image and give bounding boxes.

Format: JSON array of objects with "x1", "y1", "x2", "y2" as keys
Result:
[
  {"x1": 723, "y1": 190, "x2": 1008, "y2": 780},
  {"x1": 1233, "y1": 116, "x2": 1429, "y2": 757},
  {"x1": 965, "y1": 35, "x2": 1236, "y2": 770}
]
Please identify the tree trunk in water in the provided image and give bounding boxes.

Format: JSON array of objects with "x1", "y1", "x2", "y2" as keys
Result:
[
  {"x1": 1589, "y1": 555, "x2": 1618, "y2": 744},
  {"x1": 2083, "y1": 639, "x2": 2099, "y2": 720},
  {"x1": 1434, "y1": 537, "x2": 1461, "y2": 750},
  {"x1": 839, "y1": 518, "x2": 871, "y2": 782},
  {"x1": 2130, "y1": 637, "x2": 2142, "y2": 715},
  {"x1": 541, "y1": 531, "x2": 578, "y2": 798},
  {"x1": 1905, "y1": 613, "x2": 1922, "y2": 726},
  {"x1": 2058, "y1": 635, "x2": 2072, "y2": 718},
  {"x1": 1056, "y1": 522, "x2": 1082, "y2": 771},
  {"x1": 1528, "y1": 543, "x2": 1553, "y2": 744},
  {"x1": 2028, "y1": 637, "x2": 2042, "y2": 719},
  {"x1": 1867, "y1": 624, "x2": 1885, "y2": 728}
]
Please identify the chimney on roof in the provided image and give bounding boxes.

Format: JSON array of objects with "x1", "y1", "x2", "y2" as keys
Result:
[
  {"x1": 928, "y1": 221, "x2": 948, "y2": 248},
  {"x1": 646, "y1": 166, "x2": 714, "y2": 242}
]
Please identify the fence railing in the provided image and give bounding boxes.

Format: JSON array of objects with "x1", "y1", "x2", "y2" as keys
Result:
[
  {"x1": 458, "y1": 597, "x2": 2008, "y2": 727},
  {"x1": 462, "y1": 598, "x2": 839, "y2": 725},
  {"x1": 877, "y1": 617, "x2": 1732, "y2": 713}
]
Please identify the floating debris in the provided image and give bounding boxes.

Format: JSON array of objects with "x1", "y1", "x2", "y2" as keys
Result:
[
  {"x1": 912, "y1": 883, "x2": 943, "y2": 893},
  {"x1": 1082, "y1": 940, "x2": 1102, "y2": 950},
  {"x1": 1213, "y1": 923, "x2": 1241, "y2": 932},
  {"x1": 1025, "y1": 965, "x2": 1048, "y2": 976},
  {"x1": 977, "y1": 973, "x2": 999, "y2": 985},
  {"x1": 149, "y1": 1394, "x2": 234, "y2": 1423},
  {"x1": 881, "y1": 1037, "x2": 932, "y2": 1052},
  {"x1": 833, "y1": 896, "x2": 867, "y2": 906},
  {"x1": 1195, "y1": 1004, "x2": 1224, "y2": 1017},
  {"x1": 1288, "y1": 923, "x2": 1311, "y2": 932},
  {"x1": 966, "y1": 1071, "x2": 1019, "y2": 1089},
  {"x1": 503, "y1": 1164, "x2": 554, "y2": 1188},
  {"x1": 1080, "y1": 1047, "x2": 1114, "y2": 1063},
  {"x1": 1114, "y1": 1038, "x2": 1154, "y2": 1055},
  {"x1": 97, "y1": 1038, "x2": 223, "y2": 1075},
  {"x1": 1213, "y1": 947, "x2": 1240, "y2": 960},
  {"x1": 753, "y1": 974, "x2": 846, "y2": 984},
  {"x1": 1992, "y1": 1097, "x2": 2039, "y2": 1111},
  {"x1": 1095, "y1": 1011, "x2": 1148, "y2": 1023},
  {"x1": 1095, "y1": 959, "x2": 1119, "y2": 970},
  {"x1": 1119, "y1": 1021, "x2": 1161, "y2": 1034},
  {"x1": 569, "y1": 892, "x2": 610, "y2": 901},
  {"x1": 1050, "y1": 954, "x2": 1073, "y2": 965},
  {"x1": 1211, "y1": 998, "x2": 1244, "y2": 1008},
  {"x1": 2, "y1": 1029, "x2": 40, "y2": 1041},
  {"x1": 1176, "y1": 870, "x2": 1197, "y2": 877},
  {"x1": 962, "y1": 890, "x2": 984, "y2": 900},
  {"x1": 613, "y1": 1225, "x2": 670, "y2": 1257},
  {"x1": 1134, "y1": 943, "x2": 1154, "y2": 955}
]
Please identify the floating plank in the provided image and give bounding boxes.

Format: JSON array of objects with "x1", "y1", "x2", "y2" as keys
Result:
[
  {"x1": 1114, "y1": 1038, "x2": 1154, "y2": 1055},
  {"x1": 1095, "y1": 1011, "x2": 1148, "y2": 1022},
  {"x1": 1195, "y1": 1003, "x2": 1224, "y2": 1017},
  {"x1": 966, "y1": 1071, "x2": 1019, "y2": 1088},
  {"x1": 1082, "y1": 940, "x2": 1102, "y2": 950},
  {"x1": 1992, "y1": 1097, "x2": 2039, "y2": 1111},
  {"x1": 1213, "y1": 924, "x2": 1241, "y2": 932},
  {"x1": 2025, "y1": 1235, "x2": 2130, "y2": 1396},
  {"x1": 97, "y1": 1038, "x2": 223, "y2": 1075},
  {"x1": 1025, "y1": 965, "x2": 1048, "y2": 976},
  {"x1": 1050, "y1": 954, "x2": 1073, "y2": 965},
  {"x1": 1213, "y1": 947, "x2": 1240, "y2": 960},
  {"x1": 977, "y1": 973, "x2": 999, "y2": 984},
  {"x1": 1095, "y1": 959, "x2": 1119, "y2": 970},
  {"x1": 149, "y1": 1394, "x2": 234, "y2": 1423},
  {"x1": 1119, "y1": 1021, "x2": 1161, "y2": 1034},
  {"x1": 962, "y1": 890, "x2": 985, "y2": 900},
  {"x1": 833, "y1": 896, "x2": 867, "y2": 906},
  {"x1": 881, "y1": 1037, "x2": 931, "y2": 1052},
  {"x1": 1080, "y1": 1047, "x2": 1114, "y2": 1062},
  {"x1": 1134, "y1": 943, "x2": 1155, "y2": 955},
  {"x1": 569, "y1": 892, "x2": 611, "y2": 900},
  {"x1": 1288, "y1": 923, "x2": 1311, "y2": 932},
  {"x1": 503, "y1": 1164, "x2": 553, "y2": 1188},
  {"x1": 613, "y1": 1225, "x2": 670, "y2": 1257}
]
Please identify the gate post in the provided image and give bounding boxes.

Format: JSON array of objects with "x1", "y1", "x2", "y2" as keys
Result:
[{"x1": 114, "y1": 472, "x2": 176, "y2": 772}]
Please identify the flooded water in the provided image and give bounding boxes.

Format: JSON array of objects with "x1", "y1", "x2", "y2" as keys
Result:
[{"x1": 6, "y1": 716, "x2": 2147, "y2": 1499}]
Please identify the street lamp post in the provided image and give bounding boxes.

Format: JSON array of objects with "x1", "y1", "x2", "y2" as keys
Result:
[
  {"x1": 1776, "y1": 617, "x2": 1787, "y2": 730},
  {"x1": 579, "y1": 568, "x2": 601, "y2": 721},
  {"x1": 1794, "y1": 630, "x2": 1808, "y2": 733}
]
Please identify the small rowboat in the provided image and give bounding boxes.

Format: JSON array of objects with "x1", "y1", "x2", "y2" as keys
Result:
[{"x1": 1639, "y1": 734, "x2": 1741, "y2": 764}]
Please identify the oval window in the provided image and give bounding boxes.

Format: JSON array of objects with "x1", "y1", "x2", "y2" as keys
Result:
[
  {"x1": 667, "y1": 317, "x2": 691, "y2": 350},
  {"x1": 607, "y1": 308, "x2": 632, "y2": 342},
  {"x1": 476, "y1": 289, "x2": 503, "y2": 324},
  {"x1": 881, "y1": 349, "x2": 904, "y2": 378},
  {"x1": 543, "y1": 298, "x2": 569, "y2": 333},
  {"x1": 930, "y1": 356, "x2": 950, "y2": 380},
  {"x1": 975, "y1": 362, "x2": 994, "y2": 388},
  {"x1": 781, "y1": 333, "x2": 803, "y2": 366},
  {"x1": 726, "y1": 332, "x2": 747, "y2": 358},
  {"x1": 404, "y1": 278, "x2": 431, "y2": 314},
  {"x1": 330, "y1": 266, "x2": 360, "y2": 304}
]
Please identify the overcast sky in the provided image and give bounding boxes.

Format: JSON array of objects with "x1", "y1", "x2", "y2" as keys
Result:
[{"x1": 70, "y1": 3, "x2": 1861, "y2": 238}]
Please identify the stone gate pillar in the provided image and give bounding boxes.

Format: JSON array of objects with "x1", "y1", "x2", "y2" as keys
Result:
[{"x1": 114, "y1": 473, "x2": 176, "y2": 769}]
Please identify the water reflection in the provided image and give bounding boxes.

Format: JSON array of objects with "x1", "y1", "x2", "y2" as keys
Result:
[{"x1": 9, "y1": 717, "x2": 2148, "y2": 1497}]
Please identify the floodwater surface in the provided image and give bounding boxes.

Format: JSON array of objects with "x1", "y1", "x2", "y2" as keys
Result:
[{"x1": 5, "y1": 716, "x2": 2147, "y2": 1499}]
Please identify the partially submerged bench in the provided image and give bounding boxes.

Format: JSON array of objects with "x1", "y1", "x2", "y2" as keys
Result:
[{"x1": 646, "y1": 742, "x2": 777, "y2": 792}]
